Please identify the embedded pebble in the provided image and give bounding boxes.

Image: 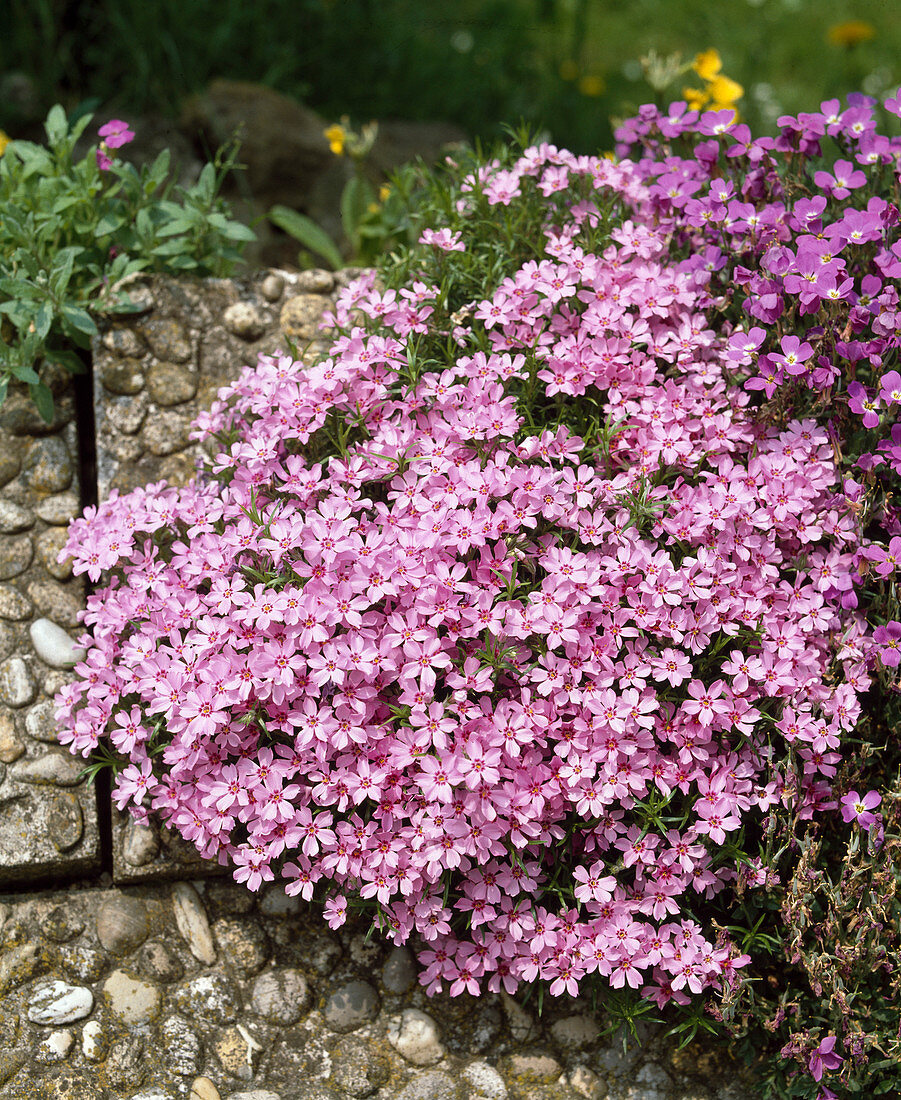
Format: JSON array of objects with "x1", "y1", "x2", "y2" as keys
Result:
[
  {"x1": 105, "y1": 393, "x2": 148, "y2": 435},
  {"x1": 35, "y1": 526, "x2": 73, "y2": 579},
  {"x1": 25, "y1": 699, "x2": 61, "y2": 741},
  {"x1": 0, "y1": 583, "x2": 32, "y2": 620},
  {"x1": 0, "y1": 655, "x2": 36, "y2": 706},
  {"x1": 29, "y1": 618, "x2": 86, "y2": 669},
  {"x1": 37, "y1": 1028, "x2": 74, "y2": 1062},
  {"x1": 27, "y1": 578, "x2": 82, "y2": 629},
  {"x1": 22, "y1": 435, "x2": 73, "y2": 493},
  {"x1": 101, "y1": 358, "x2": 145, "y2": 395},
  {"x1": 138, "y1": 939, "x2": 185, "y2": 984},
  {"x1": 295, "y1": 269, "x2": 334, "y2": 293},
  {"x1": 329, "y1": 1036, "x2": 389, "y2": 1096},
  {"x1": 10, "y1": 750, "x2": 83, "y2": 785},
  {"x1": 0, "y1": 534, "x2": 32, "y2": 580},
  {"x1": 228, "y1": 1093, "x2": 282, "y2": 1100},
  {"x1": 223, "y1": 301, "x2": 266, "y2": 340},
  {"x1": 48, "y1": 790, "x2": 84, "y2": 850},
  {"x1": 213, "y1": 917, "x2": 270, "y2": 977},
  {"x1": 258, "y1": 885, "x2": 302, "y2": 916},
  {"x1": 250, "y1": 967, "x2": 309, "y2": 1025},
  {"x1": 260, "y1": 273, "x2": 285, "y2": 301},
  {"x1": 189, "y1": 1079, "x2": 221, "y2": 1100},
  {"x1": 34, "y1": 491, "x2": 79, "y2": 525},
  {"x1": 102, "y1": 968, "x2": 162, "y2": 1024},
  {"x1": 172, "y1": 881, "x2": 217, "y2": 965},
  {"x1": 123, "y1": 817, "x2": 161, "y2": 866},
  {"x1": 27, "y1": 980, "x2": 93, "y2": 1025},
  {"x1": 387, "y1": 1008, "x2": 445, "y2": 1066},
  {"x1": 0, "y1": 500, "x2": 34, "y2": 532},
  {"x1": 0, "y1": 713, "x2": 24, "y2": 762},
  {"x1": 141, "y1": 318, "x2": 192, "y2": 362},
  {"x1": 161, "y1": 1015, "x2": 202, "y2": 1077},
  {"x1": 173, "y1": 973, "x2": 238, "y2": 1024},
  {"x1": 0, "y1": 944, "x2": 41, "y2": 995},
  {"x1": 147, "y1": 361, "x2": 199, "y2": 406},
  {"x1": 81, "y1": 1019, "x2": 107, "y2": 1061},
  {"x1": 381, "y1": 945, "x2": 417, "y2": 994},
  {"x1": 279, "y1": 294, "x2": 329, "y2": 340},
  {"x1": 214, "y1": 1024, "x2": 261, "y2": 1079},
  {"x1": 103, "y1": 327, "x2": 145, "y2": 357},
  {"x1": 323, "y1": 979, "x2": 380, "y2": 1032},
  {"x1": 551, "y1": 1014, "x2": 600, "y2": 1050},
  {"x1": 96, "y1": 895, "x2": 150, "y2": 955},
  {"x1": 568, "y1": 1065, "x2": 604, "y2": 1099},
  {"x1": 462, "y1": 1062, "x2": 508, "y2": 1099},
  {"x1": 394, "y1": 1070, "x2": 460, "y2": 1100}
]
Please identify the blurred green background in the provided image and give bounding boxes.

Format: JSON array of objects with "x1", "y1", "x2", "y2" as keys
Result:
[{"x1": 2, "y1": 0, "x2": 898, "y2": 152}]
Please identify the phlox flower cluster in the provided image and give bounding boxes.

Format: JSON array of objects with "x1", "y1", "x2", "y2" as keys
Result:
[
  {"x1": 615, "y1": 90, "x2": 901, "y2": 672},
  {"x1": 58, "y1": 142, "x2": 871, "y2": 1009}
]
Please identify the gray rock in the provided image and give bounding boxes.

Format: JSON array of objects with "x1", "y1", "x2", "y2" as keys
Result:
[
  {"x1": 381, "y1": 945, "x2": 417, "y2": 994},
  {"x1": 25, "y1": 699, "x2": 63, "y2": 742},
  {"x1": 138, "y1": 939, "x2": 185, "y2": 984},
  {"x1": 228, "y1": 1093, "x2": 283, "y2": 1100},
  {"x1": 101, "y1": 357, "x2": 146, "y2": 394},
  {"x1": 212, "y1": 916, "x2": 270, "y2": 977},
  {"x1": 27, "y1": 578, "x2": 82, "y2": 629},
  {"x1": 48, "y1": 790, "x2": 84, "y2": 850},
  {"x1": 0, "y1": 501, "x2": 34, "y2": 532},
  {"x1": 328, "y1": 1036, "x2": 389, "y2": 1097},
  {"x1": 57, "y1": 944, "x2": 105, "y2": 983},
  {"x1": 27, "y1": 980, "x2": 93, "y2": 1025},
  {"x1": 0, "y1": 624, "x2": 15, "y2": 663},
  {"x1": 105, "y1": 392, "x2": 148, "y2": 434},
  {"x1": 81, "y1": 1019, "x2": 108, "y2": 1062},
  {"x1": 161, "y1": 1015, "x2": 203, "y2": 1076},
  {"x1": 102, "y1": 968, "x2": 162, "y2": 1025},
  {"x1": 30, "y1": 618, "x2": 86, "y2": 668},
  {"x1": 147, "y1": 361, "x2": 199, "y2": 405},
  {"x1": 551, "y1": 1014, "x2": 600, "y2": 1051},
  {"x1": 0, "y1": 583, "x2": 32, "y2": 620},
  {"x1": 41, "y1": 905, "x2": 85, "y2": 943},
  {"x1": 96, "y1": 895, "x2": 150, "y2": 955},
  {"x1": 258, "y1": 885, "x2": 302, "y2": 916},
  {"x1": 394, "y1": 1071, "x2": 461, "y2": 1100},
  {"x1": 35, "y1": 526, "x2": 73, "y2": 579},
  {"x1": 323, "y1": 979, "x2": 379, "y2": 1033},
  {"x1": 280, "y1": 294, "x2": 329, "y2": 340},
  {"x1": 0, "y1": 712, "x2": 24, "y2": 762},
  {"x1": 102, "y1": 327, "x2": 146, "y2": 357},
  {"x1": 387, "y1": 1008, "x2": 445, "y2": 1066},
  {"x1": 250, "y1": 967, "x2": 310, "y2": 1025},
  {"x1": 259, "y1": 273, "x2": 285, "y2": 301},
  {"x1": 142, "y1": 408, "x2": 193, "y2": 455},
  {"x1": 294, "y1": 269, "x2": 334, "y2": 293},
  {"x1": 462, "y1": 1062, "x2": 507, "y2": 1099},
  {"x1": 34, "y1": 490, "x2": 80, "y2": 524},
  {"x1": 173, "y1": 973, "x2": 238, "y2": 1024},
  {"x1": 223, "y1": 302, "x2": 266, "y2": 340},
  {"x1": 172, "y1": 881, "x2": 217, "y2": 965},
  {"x1": 140, "y1": 318, "x2": 193, "y2": 362},
  {"x1": 22, "y1": 435, "x2": 73, "y2": 493},
  {"x1": 36, "y1": 1027, "x2": 74, "y2": 1062},
  {"x1": 0, "y1": 534, "x2": 32, "y2": 579},
  {"x1": 10, "y1": 750, "x2": 82, "y2": 785},
  {"x1": 0, "y1": 943, "x2": 43, "y2": 995},
  {"x1": 123, "y1": 817, "x2": 161, "y2": 866},
  {"x1": 107, "y1": 1035, "x2": 147, "y2": 1091}
]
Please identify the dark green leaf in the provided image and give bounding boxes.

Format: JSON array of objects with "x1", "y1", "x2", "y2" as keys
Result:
[
  {"x1": 28, "y1": 381, "x2": 55, "y2": 424},
  {"x1": 269, "y1": 205, "x2": 342, "y2": 270},
  {"x1": 59, "y1": 304, "x2": 98, "y2": 337}
]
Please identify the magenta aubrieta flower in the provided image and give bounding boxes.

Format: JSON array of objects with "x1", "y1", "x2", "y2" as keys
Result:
[
  {"x1": 808, "y1": 1036, "x2": 843, "y2": 1082},
  {"x1": 846, "y1": 380, "x2": 881, "y2": 428},
  {"x1": 874, "y1": 621, "x2": 901, "y2": 667},
  {"x1": 840, "y1": 789, "x2": 882, "y2": 827},
  {"x1": 98, "y1": 118, "x2": 135, "y2": 149}
]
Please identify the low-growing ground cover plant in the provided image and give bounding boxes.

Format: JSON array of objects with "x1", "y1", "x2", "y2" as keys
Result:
[
  {"x1": 0, "y1": 105, "x2": 253, "y2": 419},
  {"x1": 57, "y1": 88, "x2": 901, "y2": 1097}
]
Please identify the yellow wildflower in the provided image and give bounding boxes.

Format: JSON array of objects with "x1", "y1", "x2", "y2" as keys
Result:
[
  {"x1": 708, "y1": 74, "x2": 744, "y2": 109},
  {"x1": 0, "y1": 130, "x2": 9, "y2": 157},
  {"x1": 578, "y1": 74, "x2": 605, "y2": 97},
  {"x1": 693, "y1": 49, "x2": 722, "y2": 81},
  {"x1": 683, "y1": 86, "x2": 710, "y2": 112},
  {"x1": 379, "y1": 183, "x2": 391, "y2": 202},
  {"x1": 827, "y1": 20, "x2": 876, "y2": 47},
  {"x1": 324, "y1": 124, "x2": 346, "y2": 156}
]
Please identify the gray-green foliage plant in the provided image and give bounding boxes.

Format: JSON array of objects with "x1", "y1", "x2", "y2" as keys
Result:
[{"x1": 0, "y1": 105, "x2": 255, "y2": 421}]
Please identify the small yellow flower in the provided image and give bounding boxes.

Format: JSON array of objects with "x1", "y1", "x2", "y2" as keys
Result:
[
  {"x1": 708, "y1": 74, "x2": 744, "y2": 109},
  {"x1": 0, "y1": 130, "x2": 9, "y2": 157},
  {"x1": 559, "y1": 59, "x2": 579, "y2": 82},
  {"x1": 324, "y1": 124, "x2": 346, "y2": 156},
  {"x1": 693, "y1": 49, "x2": 722, "y2": 81},
  {"x1": 683, "y1": 86, "x2": 710, "y2": 112},
  {"x1": 367, "y1": 202, "x2": 380, "y2": 215},
  {"x1": 827, "y1": 20, "x2": 876, "y2": 47},
  {"x1": 378, "y1": 183, "x2": 391, "y2": 202},
  {"x1": 578, "y1": 74, "x2": 605, "y2": 97}
]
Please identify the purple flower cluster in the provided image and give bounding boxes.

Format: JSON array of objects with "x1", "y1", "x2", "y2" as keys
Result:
[{"x1": 56, "y1": 139, "x2": 879, "y2": 1011}]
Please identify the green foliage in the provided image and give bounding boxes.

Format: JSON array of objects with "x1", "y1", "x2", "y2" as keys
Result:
[{"x1": 0, "y1": 105, "x2": 254, "y2": 420}]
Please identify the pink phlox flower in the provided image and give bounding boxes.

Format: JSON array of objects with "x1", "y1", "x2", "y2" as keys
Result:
[
  {"x1": 808, "y1": 1036, "x2": 843, "y2": 1083},
  {"x1": 839, "y1": 789, "x2": 881, "y2": 827}
]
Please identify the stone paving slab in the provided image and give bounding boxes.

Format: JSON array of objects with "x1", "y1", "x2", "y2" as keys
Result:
[{"x1": 0, "y1": 878, "x2": 753, "y2": 1100}]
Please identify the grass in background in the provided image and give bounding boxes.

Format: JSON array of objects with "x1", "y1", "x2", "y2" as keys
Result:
[{"x1": 1, "y1": 0, "x2": 899, "y2": 152}]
